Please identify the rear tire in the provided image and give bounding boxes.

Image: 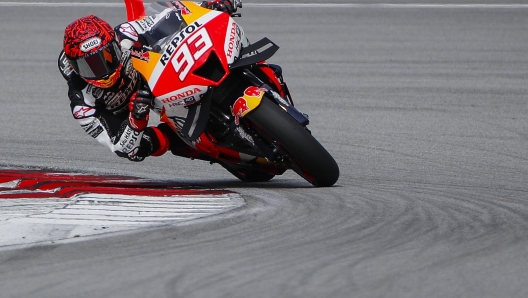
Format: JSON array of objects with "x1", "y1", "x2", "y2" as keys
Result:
[
  {"x1": 220, "y1": 162, "x2": 275, "y2": 182},
  {"x1": 245, "y1": 98, "x2": 339, "y2": 187}
]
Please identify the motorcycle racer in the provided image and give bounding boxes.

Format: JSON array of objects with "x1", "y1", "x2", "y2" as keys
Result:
[{"x1": 58, "y1": 0, "x2": 242, "y2": 162}]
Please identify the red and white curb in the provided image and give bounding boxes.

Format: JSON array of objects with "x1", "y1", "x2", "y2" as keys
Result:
[{"x1": 0, "y1": 169, "x2": 244, "y2": 247}]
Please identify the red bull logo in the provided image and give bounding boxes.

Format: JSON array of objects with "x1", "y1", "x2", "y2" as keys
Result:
[
  {"x1": 231, "y1": 87, "x2": 267, "y2": 125},
  {"x1": 173, "y1": 1, "x2": 191, "y2": 15},
  {"x1": 244, "y1": 86, "x2": 266, "y2": 97},
  {"x1": 130, "y1": 47, "x2": 150, "y2": 62},
  {"x1": 232, "y1": 97, "x2": 250, "y2": 125}
]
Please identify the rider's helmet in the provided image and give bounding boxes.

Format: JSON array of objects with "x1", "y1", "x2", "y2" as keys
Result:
[{"x1": 63, "y1": 15, "x2": 122, "y2": 88}]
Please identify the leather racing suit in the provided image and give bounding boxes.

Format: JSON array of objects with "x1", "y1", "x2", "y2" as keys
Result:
[{"x1": 58, "y1": 1, "x2": 238, "y2": 162}]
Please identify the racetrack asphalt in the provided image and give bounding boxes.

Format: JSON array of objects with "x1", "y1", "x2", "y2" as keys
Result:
[{"x1": 0, "y1": 1, "x2": 527, "y2": 297}]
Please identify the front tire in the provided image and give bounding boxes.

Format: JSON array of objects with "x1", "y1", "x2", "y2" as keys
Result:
[{"x1": 245, "y1": 98, "x2": 339, "y2": 187}]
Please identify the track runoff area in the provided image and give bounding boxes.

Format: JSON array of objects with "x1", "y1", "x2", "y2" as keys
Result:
[
  {"x1": 1, "y1": 1, "x2": 524, "y2": 247},
  {"x1": 0, "y1": 169, "x2": 243, "y2": 247},
  {"x1": 1, "y1": 2, "x2": 528, "y2": 8}
]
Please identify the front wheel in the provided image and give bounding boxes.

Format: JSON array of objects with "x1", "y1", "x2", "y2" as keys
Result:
[{"x1": 245, "y1": 98, "x2": 339, "y2": 187}]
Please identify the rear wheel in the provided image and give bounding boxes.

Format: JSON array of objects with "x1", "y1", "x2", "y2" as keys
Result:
[
  {"x1": 220, "y1": 162, "x2": 275, "y2": 182},
  {"x1": 245, "y1": 98, "x2": 339, "y2": 187}
]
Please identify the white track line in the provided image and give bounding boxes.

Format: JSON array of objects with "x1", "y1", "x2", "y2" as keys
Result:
[
  {"x1": 1, "y1": 2, "x2": 528, "y2": 8},
  {"x1": 2, "y1": 193, "x2": 244, "y2": 225},
  {"x1": 0, "y1": 192, "x2": 244, "y2": 247},
  {"x1": 249, "y1": 3, "x2": 528, "y2": 8}
]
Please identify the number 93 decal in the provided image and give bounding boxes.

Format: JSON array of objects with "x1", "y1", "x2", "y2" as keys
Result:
[{"x1": 171, "y1": 27, "x2": 213, "y2": 81}]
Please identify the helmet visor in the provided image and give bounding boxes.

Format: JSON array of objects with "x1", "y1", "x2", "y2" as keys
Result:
[{"x1": 70, "y1": 42, "x2": 121, "y2": 79}]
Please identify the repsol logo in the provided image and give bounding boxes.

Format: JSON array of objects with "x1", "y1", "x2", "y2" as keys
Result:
[
  {"x1": 160, "y1": 21, "x2": 203, "y2": 66},
  {"x1": 119, "y1": 127, "x2": 141, "y2": 152},
  {"x1": 81, "y1": 37, "x2": 101, "y2": 52}
]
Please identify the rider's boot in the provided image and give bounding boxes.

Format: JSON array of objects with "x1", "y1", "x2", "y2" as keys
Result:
[{"x1": 156, "y1": 123, "x2": 212, "y2": 161}]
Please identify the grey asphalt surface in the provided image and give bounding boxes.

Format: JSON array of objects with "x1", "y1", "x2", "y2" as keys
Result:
[{"x1": 1, "y1": 1, "x2": 528, "y2": 297}]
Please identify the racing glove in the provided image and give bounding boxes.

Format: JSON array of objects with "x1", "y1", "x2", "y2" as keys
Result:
[
  {"x1": 202, "y1": 0, "x2": 242, "y2": 15},
  {"x1": 128, "y1": 89, "x2": 152, "y2": 131}
]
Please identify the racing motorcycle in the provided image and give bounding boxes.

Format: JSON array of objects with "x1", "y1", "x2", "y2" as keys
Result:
[{"x1": 125, "y1": 0, "x2": 339, "y2": 187}]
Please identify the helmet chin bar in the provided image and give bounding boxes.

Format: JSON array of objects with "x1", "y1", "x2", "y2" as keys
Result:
[{"x1": 84, "y1": 63, "x2": 123, "y2": 88}]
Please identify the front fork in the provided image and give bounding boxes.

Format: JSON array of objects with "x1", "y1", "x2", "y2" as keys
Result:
[
  {"x1": 223, "y1": 68, "x2": 310, "y2": 162},
  {"x1": 237, "y1": 68, "x2": 309, "y2": 127},
  {"x1": 192, "y1": 65, "x2": 309, "y2": 164}
]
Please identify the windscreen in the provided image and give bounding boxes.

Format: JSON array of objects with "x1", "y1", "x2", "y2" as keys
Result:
[{"x1": 142, "y1": 2, "x2": 187, "y2": 47}]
